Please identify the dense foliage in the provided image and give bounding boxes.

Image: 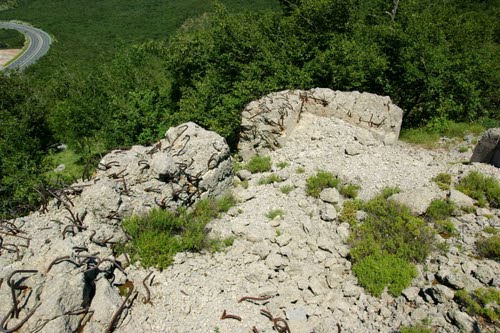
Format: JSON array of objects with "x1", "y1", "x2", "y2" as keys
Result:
[
  {"x1": 0, "y1": 0, "x2": 498, "y2": 216},
  {"x1": 0, "y1": 28, "x2": 24, "y2": 49}
]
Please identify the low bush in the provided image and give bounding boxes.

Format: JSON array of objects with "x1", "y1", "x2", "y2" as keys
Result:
[
  {"x1": 295, "y1": 167, "x2": 305, "y2": 174},
  {"x1": 339, "y1": 184, "x2": 361, "y2": 199},
  {"x1": 339, "y1": 200, "x2": 362, "y2": 226},
  {"x1": 426, "y1": 199, "x2": 455, "y2": 221},
  {"x1": 244, "y1": 155, "x2": 272, "y2": 174},
  {"x1": 456, "y1": 171, "x2": 500, "y2": 208},
  {"x1": 280, "y1": 185, "x2": 295, "y2": 195},
  {"x1": 476, "y1": 235, "x2": 500, "y2": 261},
  {"x1": 352, "y1": 253, "x2": 418, "y2": 297},
  {"x1": 306, "y1": 170, "x2": 340, "y2": 198},
  {"x1": 432, "y1": 173, "x2": 452, "y2": 191},
  {"x1": 117, "y1": 194, "x2": 235, "y2": 269},
  {"x1": 258, "y1": 174, "x2": 282, "y2": 185},
  {"x1": 454, "y1": 288, "x2": 500, "y2": 322},
  {"x1": 350, "y1": 196, "x2": 435, "y2": 263},
  {"x1": 276, "y1": 161, "x2": 289, "y2": 169},
  {"x1": 400, "y1": 325, "x2": 432, "y2": 333},
  {"x1": 434, "y1": 219, "x2": 457, "y2": 238},
  {"x1": 381, "y1": 187, "x2": 401, "y2": 199},
  {"x1": 266, "y1": 209, "x2": 285, "y2": 219}
]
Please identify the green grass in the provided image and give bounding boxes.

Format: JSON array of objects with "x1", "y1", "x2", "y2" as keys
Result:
[
  {"x1": 399, "y1": 324, "x2": 432, "y2": 333},
  {"x1": 352, "y1": 253, "x2": 418, "y2": 297},
  {"x1": 0, "y1": 28, "x2": 24, "y2": 49},
  {"x1": 306, "y1": 170, "x2": 340, "y2": 198},
  {"x1": 276, "y1": 161, "x2": 289, "y2": 169},
  {"x1": 399, "y1": 121, "x2": 486, "y2": 147},
  {"x1": 280, "y1": 184, "x2": 295, "y2": 195},
  {"x1": 115, "y1": 194, "x2": 235, "y2": 270},
  {"x1": 454, "y1": 288, "x2": 500, "y2": 322},
  {"x1": 476, "y1": 235, "x2": 500, "y2": 261},
  {"x1": 432, "y1": 173, "x2": 452, "y2": 191},
  {"x1": 258, "y1": 174, "x2": 282, "y2": 185},
  {"x1": 295, "y1": 167, "x2": 305, "y2": 174},
  {"x1": 0, "y1": 0, "x2": 279, "y2": 76},
  {"x1": 456, "y1": 171, "x2": 500, "y2": 208},
  {"x1": 244, "y1": 155, "x2": 272, "y2": 174},
  {"x1": 339, "y1": 184, "x2": 361, "y2": 199},
  {"x1": 266, "y1": 208, "x2": 285, "y2": 219},
  {"x1": 484, "y1": 227, "x2": 499, "y2": 234},
  {"x1": 44, "y1": 148, "x2": 85, "y2": 182}
]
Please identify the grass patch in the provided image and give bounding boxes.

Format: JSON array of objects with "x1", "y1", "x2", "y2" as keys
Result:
[
  {"x1": 484, "y1": 227, "x2": 499, "y2": 234},
  {"x1": 381, "y1": 186, "x2": 401, "y2": 198},
  {"x1": 458, "y1": 146, "x2": 469, "y2": 153},
  {"x1": 234, "y1": 179, "x2": 249, "y2": 189},
  {"x1": 352, "y1": 253, "x2": 418, "y2": 297},
  {"x1": 454, "y1": 288, "x2": 500, "y2": 322},
  {"x1": 399, "y1": 324, "x2": 432, "y2": 333},
  {"x1": 44, "y1": 148, "x2": 85, "y2": 182},
  {"x1": 280, "y1": 184, "x2": 295, "y2": 195},
  {"x1": 266, "y1": 209, "x2": 285, "y2": 219},
  {"x1": 476, "y1": 235, "x2": 500, "y2": 261},
  {"x1": 258, "y1": 174, "x2": 282, "y2": 185},
  {"x1": 456, "y1": 171, "x2": 500, "y2": 208},
  {"x1": 339, "y1": 184, "x2": 361, "y2": 199},
  {"x1": 296, "y1": 167, "x2": 305, "y2": 174},
  {"x1": 276, "y1": 161, "x2": 289, "y2": 169},
  {"x1": 244, "y1": 155, "x2": 272, "y2": 174},
  {"x1": 399, "y1": 121, "x2": 485, "y2": 147},
  {"x1": 432, "y1": 173, "x2": 452, "y2": 191},
  {"x1": 116, "y1": 194, "x2": 235, "y2": 270},
  {"x1": 399, "y1": 128, "x2": 440, "y2": 147},
  {"x1": 306, "y1": 170, "x2": 340, "y2": 198}
]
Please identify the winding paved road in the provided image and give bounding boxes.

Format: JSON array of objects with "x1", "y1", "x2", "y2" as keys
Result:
[{"x1": 0, "y1": 21, "x2": 51, "y2": 71}]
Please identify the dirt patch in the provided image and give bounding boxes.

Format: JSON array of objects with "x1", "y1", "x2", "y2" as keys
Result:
[{"x1": 0, "y1": 48, "x2": 22, "y2": 66}]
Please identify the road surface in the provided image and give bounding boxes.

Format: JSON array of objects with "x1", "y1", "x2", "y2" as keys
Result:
[{"x1": 0, "y1": 21, "x2": 51, "y2": 71}]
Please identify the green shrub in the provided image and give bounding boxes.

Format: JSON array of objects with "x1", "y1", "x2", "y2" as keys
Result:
[
  {"x1": 484, "y1": 227, "x2": 499, "y2": 234},
  {"x1": 280, "y1": 185, "x2": 295, "y2": 195},
  {"x1": 432, "y1": 173, "x2": 452, "y2": 191},
  {"x1": 454, "y1": 288, "x2": 500, "y2": 322},
  {"x1": 352, "y1": 253, "x2": 418, "y2": 297},
  {"x1": 456, "y1": 171, "x2": 500, "y2": 208},
  {"x1": 399, "y1": 129, "x2": 440, "y2": 148},
  {"x1": 426, "y1": 199, "x2": 455, "y2": 221},
  {"x1": 296, "y1": 167, "x2": 305, "y2": 174},
  {"x1": 349, "y1": 196, "x2": 435, "y2": 263},
  {"x1": 0, "y1": 28, "x2": 25, "y2": 49},
  {"x1": 458, "y1": 146, "x2": 469, "y2": 153},
  {"x1": 258, "y1": 174, "x2": 282, "y2": 185},
  {"x1": 476, "y1": 235, "x2": 500, "y2": 261},
  {"x1": 276, "y1": 161, "x2": 289, "y2": 169},
  {"x1": 339, "y1": 200, "x2": 362, "y2": 226},
  {"x1": 434, "y1": 219, "x2": 457, "y2": 237},
  {"x1": 339, "y1": 184, "x2": 361, "y2": 199},
  {"x1": 400, "y1": 325, "x2": 432, "y2": 333},
  {"x1": 306, "y1": 170, "x2": 340, "y2": 198},
  {"x1": 118, "y1": 194, "x2": 235, "y2": 269},
  {"x1": 244, "y1": 155, "x2": 272, "y2": 174},
  {"x1": 266, "y1": 209, "x2": 285, "y2": 219},
  {"x1": 381, "y1": 187, "x2": 401, "y2": 199}
]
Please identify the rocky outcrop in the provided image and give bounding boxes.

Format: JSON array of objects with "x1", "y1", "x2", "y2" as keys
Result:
[
  {"x1": 1, "y1": 104, "x2": 499, "y2": 333},
  {"x1": 238, "y1": 89, "x2": 403, "y2": 159},
  {"x1": 0, "y1": 122, "x2": 233, "y2": 333},
  {"x1": 471, "y1": 128, "x2": 500, "y2": 167}
]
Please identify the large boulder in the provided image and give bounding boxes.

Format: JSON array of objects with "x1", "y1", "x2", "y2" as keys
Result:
[
  {"x1": 238, "y1": 89, "x2": 403, "y2": 159},
  {"x1": 471, "y1": 128, "x2": 500, "y2": 167}
]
